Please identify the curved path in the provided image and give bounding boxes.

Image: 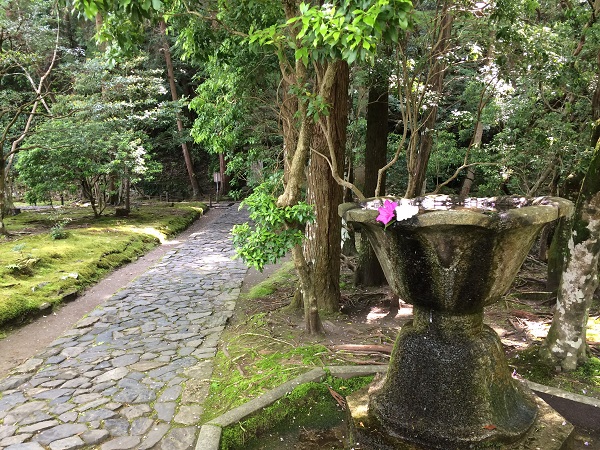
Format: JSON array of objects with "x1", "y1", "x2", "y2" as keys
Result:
[{"x1": 0, "y1": 205, "x2": 248, "y2": 450}]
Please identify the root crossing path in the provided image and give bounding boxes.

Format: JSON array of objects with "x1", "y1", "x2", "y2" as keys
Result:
[{"x1": 0, "y1": 205, "x2": 249, "y2": 450}]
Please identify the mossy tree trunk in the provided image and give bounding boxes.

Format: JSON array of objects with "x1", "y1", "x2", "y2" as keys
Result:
[
  {"x1": 541, "y1": 45, "x2": 600, "y2": 370},
  {"x1": 541, "y1": 128, "x2": 600, "y2": 371}
]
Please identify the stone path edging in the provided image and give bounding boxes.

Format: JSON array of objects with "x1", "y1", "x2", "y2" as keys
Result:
[
  {"x1": 196, "y1": 365, "x2": 386, "y2": 450},
  {"x1": 526, "y1": 380, "x2": 600, "y2": 408}
]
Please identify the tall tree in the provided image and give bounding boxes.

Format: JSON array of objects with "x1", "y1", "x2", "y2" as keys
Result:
[
  {"x1": 404, "y1": 0, "x2": 453, "y2": 197},
  {"x1": 159, "y1": 20, "x2": 201, "y2": 199},
  {"x1": 541, "y1": 0, "x2": 600, "y2": 370},
  {"x1": 355, "y1": 72, "x2": 388, "y2": 286},
  {"x1": 246, "y1": 0, "x2": 413, "y2": 332},
  {"x1": 1, "y1": 0, "x2": 64, "y2": 233}
]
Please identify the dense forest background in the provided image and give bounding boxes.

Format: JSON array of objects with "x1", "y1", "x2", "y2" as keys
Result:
[{"x1": 1, "y1": 0, "x2": 599, "y2": 368}]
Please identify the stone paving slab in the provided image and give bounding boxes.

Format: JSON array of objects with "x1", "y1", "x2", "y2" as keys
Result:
[{"x1": 0, "y1": 206, "x2": 248, "y2": 450}]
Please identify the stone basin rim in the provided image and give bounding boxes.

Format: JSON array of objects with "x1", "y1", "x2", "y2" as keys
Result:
[{"x1": 340, "y1": 195, "x2": 574, "y2": 229}]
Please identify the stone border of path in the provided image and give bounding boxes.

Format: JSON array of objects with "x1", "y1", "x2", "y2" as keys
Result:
[{"x1": 195, "y1": 365, "x2": 600, "y2": 450}]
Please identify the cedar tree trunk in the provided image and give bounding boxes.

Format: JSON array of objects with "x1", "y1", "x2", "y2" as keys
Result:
[
  {"x1": 160, "y1": 21, "x2": 201, "y2": 199},
  {"x1": 305, "y1": 60, "x2": 349, "y2": 313},
  {"x1": 356, "y1": 83, "x2": 388, "y2": 286}
]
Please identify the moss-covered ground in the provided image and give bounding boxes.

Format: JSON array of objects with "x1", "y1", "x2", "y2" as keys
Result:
[{"x1": 0, "y1": 202, "x2": 205, "y2": 329}]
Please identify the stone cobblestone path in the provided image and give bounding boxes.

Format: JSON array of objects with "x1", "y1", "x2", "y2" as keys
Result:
[{"x1": 0, "y1": 206, "x2": 248, "y2": 450}]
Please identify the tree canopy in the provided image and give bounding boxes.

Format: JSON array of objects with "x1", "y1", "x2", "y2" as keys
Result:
[{"x1": 3, "y1": 0, "x2": 600, "y2": 359}]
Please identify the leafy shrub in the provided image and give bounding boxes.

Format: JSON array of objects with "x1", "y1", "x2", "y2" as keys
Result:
[{"x1": 232, "y1": 179, "x2": 314, "y2": 272}]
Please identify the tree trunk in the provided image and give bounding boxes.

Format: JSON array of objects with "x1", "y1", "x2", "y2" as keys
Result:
[
  {"x1": 541, "y1": 45, "x2": 600, "y2": 370},
  {"x1": 541, "y1": 138, "x2": 600, "y2": 370},
  {"x1": 159, "y1": 21, "x2": 200, "y2": 199},
  {"x1": 405, "y1": 2, "x2": 453, "y2": 198},
  {"x1": 305, "y1": 61, "x2": 348, "y2": 313},
  {"x1": 292, "y1": 245, "x2": 324, "y2": 334},
  {"x1": 356, "y1": 83, "x2": 388, "y2": 286},
  {"x1": 540, "y1": 156, "x2": 600, "y2": 369},
  {"x1": 546, "y1": 215, "x2": 572, "y2": 291}
]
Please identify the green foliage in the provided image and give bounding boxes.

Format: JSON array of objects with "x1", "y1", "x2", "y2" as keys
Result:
[
  {"x1": 250, "y1": 0, "x2": 413, "y2": 65},
  {"x1": 573, "y1": 357, "x2": 600, "y2": 385},
  {"x1": 232, "y1": 180, "x2": 315, "y2": 272},
  {"x1": 49, "y1": 215, "x2": 72, "y2": 240},
  {"x1": 16, "y1": 56, "x2": 171, "y2": 215}
]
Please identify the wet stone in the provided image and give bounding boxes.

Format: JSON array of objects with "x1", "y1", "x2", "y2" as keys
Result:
[
  {"x1": 0, "y1": 425, "x2": 17, "y2": 439},
  {"x1": 13, "y1": 359, "x2": 44, "y2": 374},
  {"x1": 0, "y1": 375, "x2": 32, "y2": 391},
  {"x1": 137, "y1": 423, "x2": 169, "y2": 450},
  {"x1": 59, "y1": 412, "x2": 78, "y2": 423},
  {"x1": 50, "y1": 404, "x2": 75, "y2": 415},
  {"x1": 103, "y1": 418, "x2": 130, "y2": 437},
  {"x1": 78, "y1": 408, "x2": 116, "y2": 423},
  {"x1": 119, "y1": 404, "x2": 151, "y2": 420},
  {"x1": 158, "y1": 385, "x2": 182, "y2": 402},
  {"x1": 5, "y1": 410, "x2": 53, "y2": 427},
  {"x1": 111, "y1": 354, "x2": 139, "y2": 367},
  {"x1": 1, "y1": 434, "x2": 33, "y2": 446},
  {"x1": 32, "y1": 389, "x2": 74, "y2": 400},
  {"x1": 130, "y1": 417, "x2": 153, "y2": 436},
  {"x1": 154, "y1": 402, "x2": 176, "y2": 422},
  {"x1": 46, "y1": 355, "x2": 67, "y2": 365},
  {"x1": 160, "y1": 426, "x2": 197, "y2": 450},
  {"x1": 72, "y1": 393, "x2": 102, "y2": 405},
  {"x1": 174, "y1": 405, "x2": 203, "y2": 425},
  {"x1": 0, "y1": 392, "x2": 26, "y2": 411},
  {"x1": 95, "y1": 367, "x2": 129, "y2": 383},
  {"x1": 19, "y1": 420, "x2": 60, "y2": 433},
  {"x1": 4, "y1": 442, "x2": 45, "y2": 450}
]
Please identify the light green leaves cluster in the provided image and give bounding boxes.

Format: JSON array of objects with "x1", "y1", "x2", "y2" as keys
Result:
[
  {"x1": 232, "y1": 181, "x2": 315, "y2": 272},
  {"x1": 291, "y1": 0, "x2": 412, "y2": 65},
  {"x1": 249, "y1": 0, "x2": 413, "y2": 66}
]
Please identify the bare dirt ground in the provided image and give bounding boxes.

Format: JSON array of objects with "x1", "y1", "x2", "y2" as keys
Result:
[{"x1": 238, "y1": 253, "x2": 600, "y2": 374}]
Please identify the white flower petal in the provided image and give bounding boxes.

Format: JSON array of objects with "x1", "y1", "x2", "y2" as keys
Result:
[{"x1": 395, "y1": 204, "x2": 419, "y2": 222}]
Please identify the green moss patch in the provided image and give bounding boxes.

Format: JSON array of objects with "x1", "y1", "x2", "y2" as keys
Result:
[
  {"x1": 510, "y1": 347, "x2": 600, "y2": 398},
  {"x1": 220, "y1": 375, "x2": 373, "y2": 450},
  {"x1": 244, "y1": 261, "x2": 295, "y2": 299},
  {"x1": 204, "y1": 343, "x2": 330, "y2": 423}
]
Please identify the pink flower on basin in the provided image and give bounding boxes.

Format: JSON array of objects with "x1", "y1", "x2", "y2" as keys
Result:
[{"x1": 376, "y1": 200, "x2": 398, "y2": 226}]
